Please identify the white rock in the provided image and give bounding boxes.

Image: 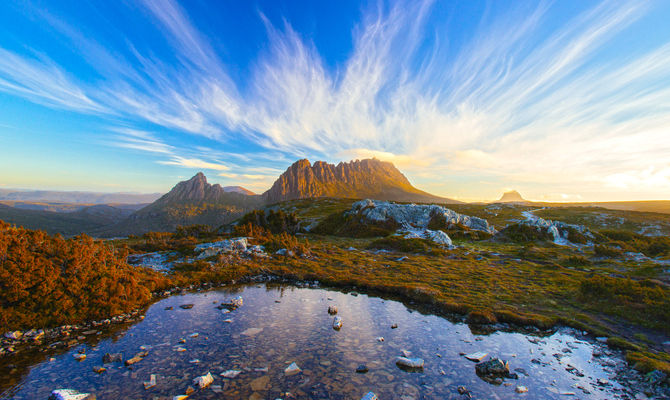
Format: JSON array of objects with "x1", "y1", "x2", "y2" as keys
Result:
[
  {"x1": 516, "y1": 386, "x2": 529, "y2": 393},
  {"x1": 464, "y1": 352, "x2": 488, "y2": 362},
  {"x1": 193, "y1": 371, "x2": 214, "y2": 388},
  {"x1": 285, "y1": 362, "x2": 302, "y2": 376},
  {"x1": 376, "y1": 337, "x2": 385, "y2": 342},
  {"x1": 49, "y1": 389, "x2": 95, "y2": 400},
  {"x1": 221, "y1": 370, "x2": 242, "y2": 378}
]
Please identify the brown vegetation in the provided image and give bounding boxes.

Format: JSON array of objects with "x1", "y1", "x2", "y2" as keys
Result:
[{"x1": 0, "y1": 221, "x2": 169, "y2": 331}]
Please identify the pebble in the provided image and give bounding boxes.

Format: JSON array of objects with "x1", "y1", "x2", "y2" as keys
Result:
[
  {"x1": 516, "y1": 386, "x2": 529, "y2": 393},
  {"x1": 464, "y1": 352, "x2": 488, "y2": 362},
  {"x1": 333, "y1": 316, "x2": 343, "y2": 330},
  {"x1": 285, "y1": 362, "x2": 302, "y2": 376},
  {"x1": 356, "y1": 364, "x2": 369, "y2": 373},
  {"x1": 395, "y1": 356, "x2": 424, "y2": 369},
  {"x1": 143, "y1": 374, "x2": 157, "y2": 389},
  {"x1": 221, "y1": 370, "x2": 242, "y2": 378}
]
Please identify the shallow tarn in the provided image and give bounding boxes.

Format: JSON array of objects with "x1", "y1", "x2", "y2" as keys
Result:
[{"x1": 0, "y1": 284, "x2": 648, "y2": 399}]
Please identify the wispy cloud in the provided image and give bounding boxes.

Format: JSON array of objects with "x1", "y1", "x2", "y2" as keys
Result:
[{"x1": 1, "y1": 0, "x2": 670, "y2": 200}]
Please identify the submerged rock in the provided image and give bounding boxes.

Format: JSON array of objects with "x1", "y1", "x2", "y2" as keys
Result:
[
  {"x1": 193, "y1": 372, "x2": 213, "y2": 388},
  {"x1": 356, "y1": 364, "x2": 369, "y2": 373},
  {"x1": 464, "y1": 352, "x2": 488, "y2": 362},
  {"x1": 48, "y1": 389, "x2": 96, "y2": 400},
  {"x1": 327, "y1": 305, "x2": 338, "y2": 315},
  {"x1": 143, "y1": 374, "x2": 157, "y2": 390},
  {"x1": 333, "y1": 316, "x2": 343, "y2": 330},
  {"x1": 285, "y1": 362, "x2": 302, "y2": 376},
  {"x1": 395, "y1": 356, "x2": 424, "y2": 369},
  {"x1": 179, "y1": 304, "x2": 194, "y2": 310},
  {"x1": 360, "y1": 392, "x2": 378, "y2": 400},
  {"x1": 475, "y1": 358, "x2": 517, "y2": 382},
  {"x1": 221, "y1": 370, "x2": 242, "y2": 378}
]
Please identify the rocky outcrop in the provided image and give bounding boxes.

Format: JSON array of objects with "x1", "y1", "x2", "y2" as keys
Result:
[
  {"x1": 350, "y1": 199, "x2": 496, "y2": 234},
  {"x1": 262, "y1": 159, "x2": 457, "y2": 204}
]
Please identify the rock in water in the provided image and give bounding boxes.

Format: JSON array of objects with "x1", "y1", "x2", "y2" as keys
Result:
[
  {"x1": 360, "y1": 392, "x2": 378, "y2": 400},
  {"x1": 464, "y1": 352, "x2": 488, "y2": 362},
  {"x1": 516, "y1": 386, "x2": 529, "y2": 393},
  {"x1": 73, "y1": 353, "x2": 86, "y2": 361},
  {"x1": 143, "y1": 374, "x2": 157, "y2": 390},
  {"x1": 102, "y1": 353, "x2": 122, "y2": 364},
  {"x1": 356, "y1": 364, "x2": 369, "y2": 373},
  {"x1": 395, "y1": 356, "x2": 424, "y2": 369},
  {"x1": 475, "y1": 358, "x2": 517, "y2": 382},
  {"x1": 221, "y1": 370, "x2": 242, "y2": 378},
  {"x1": 49, "y1": 389, "x2": 96, "y2": 400},
  {"x1": 179, "y1": 304, "x2": 194, "y2": 309},
  {"x1": 327, "y1": 305, "x2": 338, "y2": 315},
  {"x1": 333, "y1": 316, "x2": 343, "y2": 330},
  {"x1": 285, "y1": 362, "x2": 302, "y2": 376},
  {"x1": 193, "y1": 372, "x2": 213, "y2": 388}
]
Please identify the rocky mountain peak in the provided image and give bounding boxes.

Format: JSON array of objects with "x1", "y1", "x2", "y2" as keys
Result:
[{"x1": 262, "y1": 158, "x2": 455, "y2": 204}]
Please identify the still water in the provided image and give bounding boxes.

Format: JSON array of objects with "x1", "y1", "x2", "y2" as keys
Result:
[{"x1": 1, "y1": 284, "x2": 640, "y2": 399}]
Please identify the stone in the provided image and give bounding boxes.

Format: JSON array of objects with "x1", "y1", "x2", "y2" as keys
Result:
[
  {"x1": 179, "y1": 304, "x2": 194, "y2": 309},
  {"x1": 193, "y1": 372, "x2": 214, "y2": 388},
  {"x1": 73, "y1": 353, "x2": 86, "y2": 361},
  {"x1": 333, "y1": 316, "x2": 343, "y2": 330},
  {"x1": 327, "y1": 305, "x2": 338, "y2": 315},
  {"x1": 241, "y1": 328, "x2": 263, "y2": 336},
  {"x1": 92, "y1": 366, "x2": 106, "y2": 374},
  {"x1": 516, "y1": 386, "x2": 529, "y2": 393},
  {"x1": 48, "y1": 389, "x2": 96, "y2": 400},
  {"x1": 395, "y1": 356, "x2": 424, "y2": 369},
  {"x1": 464, "y1": 352, "x2": 488, "y2": 362},
  {"x1": 360, "y1": 392, "x2": 378, "y2": 400},
  {"x1": 4, "y1": 331, "x2": 22, "y2": 340},
  {"x1": 285, "y1": 362, "x2": 302, "y2": 376},
  {"x1": 391, "y1": 323, "x2": 398, "y2": 329},
  {"x1": 185, "y1": 386, "x2": 195, "y2": 395},
  {"x1": 221, "y1": 370, "x2": 242, "y2": 378},
  {"x1": 250, "y1": 375, "x2": 270, "y2": 391},
  {"x1": 376, "y1": 337, "x2": 384, "y2": 342},
  {"x1": 144, "y1": 374, "x2": 157, "y2": 390},
  {"x1": 125, "y1": 351, "x2": 148, "y2": 365},
  {"x1": 189, "y1": 332, "x2": 199, "y2": 338},
  {"x1": 475, "y1": 358, "x2": 512, "y2": 380},
  {"x1": 356, "y1": 364, "x2": 369, "y2": 373},
  {"x1": 401, "y1": 350, "x2": 412, "y2": 357}
]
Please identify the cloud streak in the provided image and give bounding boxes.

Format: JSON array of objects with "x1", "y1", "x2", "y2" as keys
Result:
[{"x1": 1, "y1": 0, "x2": 670, "y2": 200}]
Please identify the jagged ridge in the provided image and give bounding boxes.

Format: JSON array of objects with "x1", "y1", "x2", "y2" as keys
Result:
[{"x1": 263, "y1": 158, "x2": 458, "y2": 204}]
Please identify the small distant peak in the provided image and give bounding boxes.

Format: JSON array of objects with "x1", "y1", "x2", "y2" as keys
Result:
[{"x1": 499, "y1": 190, "x2": 525, "y2": 202}]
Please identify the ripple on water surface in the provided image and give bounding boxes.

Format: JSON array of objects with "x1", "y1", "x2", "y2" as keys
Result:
[{"x1": 1, "y1": 284, "x2": 644, "y2": 399}]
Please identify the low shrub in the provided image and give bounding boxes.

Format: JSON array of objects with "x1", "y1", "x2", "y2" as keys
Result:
[
  {"x1": 313, "y1": 211, "x2": 398, "y2": 238},
  {"x1": 366, "y1": 236, "x2": 445, "y2": 255},
  {"x1": 495, "y1": 223, "x2": 553, "y2": 243}
]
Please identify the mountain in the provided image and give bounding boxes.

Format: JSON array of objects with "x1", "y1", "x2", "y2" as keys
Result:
[
  {"x1": 262, "y1": 158, "x2": 458, "y2": 204},
  {"x1": 99, "y1": 173, "x2": 263, "y2": 236},
  {"x1": 498, "y1": 190, "x2": 526, "y2": 203},
  {"x1": 0, "y1": 189, "x2": 161, "y2": 204},
  {"x1": 0, "y1": 203, "x2": 133, "y2": 236},
  {"x1": 223, "y1": 186, "x2": 255, "y2": 195}
]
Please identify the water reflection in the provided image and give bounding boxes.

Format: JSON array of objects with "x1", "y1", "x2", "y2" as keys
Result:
[{"x1": 1, "y1": 284, "x2": 642, "y2": 399}]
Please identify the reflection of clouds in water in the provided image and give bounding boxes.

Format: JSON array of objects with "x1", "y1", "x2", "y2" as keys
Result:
[{"x1": 3, "y1": 284, "x2": 642, "y2": 400}]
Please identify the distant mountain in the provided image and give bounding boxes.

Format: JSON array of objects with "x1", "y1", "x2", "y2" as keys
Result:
[
  {"x1": 0, "y1": 189, "x2": 161, "y2": 204},
  {"x1": 99, "y1": 173, "x2": 263, "y2": 236},
  {"x1": 223, "y1": 186, "x2": 255, "y2": 195},
  {"x1": 262, "y1": 158, "x2": 458, "y2": 204},
  {"x1": 0, "y1": 203, "x2": 134, "y2": 236},
  {"x1": 498, "y1": 190, "x2": 526, "y2": 203}
]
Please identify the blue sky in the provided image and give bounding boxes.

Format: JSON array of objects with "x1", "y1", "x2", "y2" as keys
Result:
[{"x1": 1, "y1": 0, "x2": 670, "y2": 201}]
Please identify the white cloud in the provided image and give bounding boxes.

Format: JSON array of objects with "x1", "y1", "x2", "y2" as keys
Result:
[{"x1": 158, "y1": 156, "x2": 230, "y2": 171}]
